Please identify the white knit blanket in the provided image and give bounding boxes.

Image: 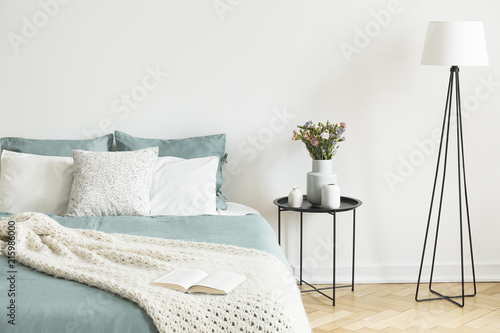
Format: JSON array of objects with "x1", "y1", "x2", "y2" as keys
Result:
[{"x1": 0, "y1": 213, "x2": 310, "y2": 333}]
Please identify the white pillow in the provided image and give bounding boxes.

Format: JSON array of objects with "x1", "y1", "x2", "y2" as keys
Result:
[
  {"x1": 150, "y1": 156, "x2": 219, "y2": 216},
  {"x1": 0, "y1": 150, "x2": 74, "y2": 215},
  {"x1": 65, "y1": 147, "x2": 158, "y2": 217}
]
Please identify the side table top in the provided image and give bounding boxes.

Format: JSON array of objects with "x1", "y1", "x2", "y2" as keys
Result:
[{"x1": 273, "y1": 195, "x2": 362, "y2": 213}]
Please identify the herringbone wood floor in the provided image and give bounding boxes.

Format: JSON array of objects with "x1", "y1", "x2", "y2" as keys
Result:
[{"x1": 300, "y1": 283, "x2": 500, "y2": 332}]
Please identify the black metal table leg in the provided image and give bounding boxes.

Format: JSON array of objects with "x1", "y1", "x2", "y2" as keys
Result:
[
  {"x1": 352, "y1": 209, "x2": 356, "y2": 291},
  {"x1": 300, "y1": 212, "x2": 303, "y2": 285},
  {"x1": 332, "y1": 212, "x2": 336, "y2": 306},
  {"x1": 278, "y1": 206, "x2": 281, "y2": 246}
]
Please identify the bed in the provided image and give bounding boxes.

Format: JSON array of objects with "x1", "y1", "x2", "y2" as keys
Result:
[{"x1": 0, "y1": 132, "x2": 310, "y2": 333}]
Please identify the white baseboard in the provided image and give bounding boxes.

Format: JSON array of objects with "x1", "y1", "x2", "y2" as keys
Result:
[{"x1": 291, "y1": 263, "x2": 500, "y2": 284}]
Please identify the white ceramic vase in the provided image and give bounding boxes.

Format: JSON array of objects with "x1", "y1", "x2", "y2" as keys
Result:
[
  {"x1": 288, "y1": 187, "x2": 303, "y2": 208},
  {"x1": 321, "y1": 183, "x2": 341, "y2": 209},
  {"x1": 306, "y1": 159, "x2": 337, "y2": 206}
]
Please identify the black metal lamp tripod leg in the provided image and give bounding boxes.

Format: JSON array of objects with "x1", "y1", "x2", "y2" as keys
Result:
[{"x1": 415, "y1": 66, "x2": 477, "y2": 307}]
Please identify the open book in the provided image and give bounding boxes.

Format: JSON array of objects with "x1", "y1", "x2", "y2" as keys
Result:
[{"x1": 150, "y1": 268, "x2": 247, "y2": 295}]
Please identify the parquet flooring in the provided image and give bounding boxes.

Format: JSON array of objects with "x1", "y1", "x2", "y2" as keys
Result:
[{"x1": 300, "y1": 283, "x2": 500, "y2": 332}]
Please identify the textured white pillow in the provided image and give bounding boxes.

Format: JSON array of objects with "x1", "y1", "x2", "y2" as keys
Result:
[
  {"x1": 150, "y1": 156, "x2": 219, "y2": 216},
  {"x1": 0, "y1": 150, "x2": 74, "y2": 215},
  {"x1": 65, "y1": 147, "x2": 159, "y2": 217}
]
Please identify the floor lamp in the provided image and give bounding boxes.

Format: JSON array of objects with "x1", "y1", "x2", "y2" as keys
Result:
[{"x1": 415, "y1": 21, "x2": 488, "y2": 307}]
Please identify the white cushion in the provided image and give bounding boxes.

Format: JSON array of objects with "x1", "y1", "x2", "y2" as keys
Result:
[
  {"x1": 65, "y1": 147, "x2": 158, "y2": 217},
  {"x1": 150, "y1": 156, "x2": 219, "y2": 216},
  {"x1": 0, "y1": 150, "x2": 74, "y2": 215}
]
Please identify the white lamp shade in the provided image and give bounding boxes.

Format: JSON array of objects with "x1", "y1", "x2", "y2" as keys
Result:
[{"x1": 421, "y1": 21, "x2": 488, "y2": 66}]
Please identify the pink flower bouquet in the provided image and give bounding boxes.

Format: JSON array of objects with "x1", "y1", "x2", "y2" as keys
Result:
[{"x1": 292, "y1": 121, "x2": 346, "y2": 160}]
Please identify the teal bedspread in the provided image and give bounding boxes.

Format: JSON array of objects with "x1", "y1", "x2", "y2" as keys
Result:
[{"x1": 0, "y1": 213, "x2": 287, "y2": 333}]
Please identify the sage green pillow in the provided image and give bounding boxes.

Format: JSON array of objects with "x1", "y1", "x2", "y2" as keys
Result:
[
  {"x1": 0, "y1": 134, "x2": 113, "y2": 157},
  {"x1": 115, "y1": 131, "x2": 227, "y2": 210}
]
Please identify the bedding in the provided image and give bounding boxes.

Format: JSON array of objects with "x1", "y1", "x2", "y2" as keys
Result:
[
  {"x1": 114, "y1": 131, "x2": 228, "y2": 210},
  {"x1": 0, "y1": 134, "x2": 113, "y2": 156},
  {"x1": 0, "y1": 150, "x2": 74, "y2": 215},
  {"x1": 0, "y1": 210, "x2": 310, "y2": 333},
  {"x1": 65, "y1": 148, "x2": 159, "y2": 217},
  {"x1": 0, "y1": 132, "x2": 310, "y2": 332},
  {"x1": 150, "y1": 156, "x2": 219, "y2": 216}
]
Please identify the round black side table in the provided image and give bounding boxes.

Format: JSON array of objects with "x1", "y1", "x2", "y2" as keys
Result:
[{"x1": 273, "y1": 195, "x2": 362, "y2": 306}]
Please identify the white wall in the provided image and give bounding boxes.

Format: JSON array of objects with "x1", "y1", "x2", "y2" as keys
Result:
[{"x1": 1, "y1": 0, "x2": 499, "y2": 283}]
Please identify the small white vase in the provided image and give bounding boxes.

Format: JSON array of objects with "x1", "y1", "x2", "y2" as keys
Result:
[
  {"x1": 306, "y1": 159, "x2": 337, "y2": 206},
  {"x1": 321, "y1": 184, "x2": 341, "y2": 209},
  {"x1": 288, "y1": 187, "x2": 303, "y2": 208}
]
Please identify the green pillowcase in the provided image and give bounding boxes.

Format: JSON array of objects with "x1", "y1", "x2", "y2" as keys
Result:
[
  {"x1": 0, "y1": 134, "x2": 113, "y2": 157},
  {"x1": 115, "y1": 131, "x2": 228, "y2": 210}
]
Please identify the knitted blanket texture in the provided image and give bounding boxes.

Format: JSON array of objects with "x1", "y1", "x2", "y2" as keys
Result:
[{"x1": 0, "y1": 212, "x2": 311, "y2": 333}]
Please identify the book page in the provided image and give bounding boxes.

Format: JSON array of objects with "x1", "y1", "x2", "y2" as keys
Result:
[
  {"x1": 151, "y1": 268, "x2": 208, "y2": 292},
  {"x1": 189, "y1": 271, "x2": 246, "y2": 294}
]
